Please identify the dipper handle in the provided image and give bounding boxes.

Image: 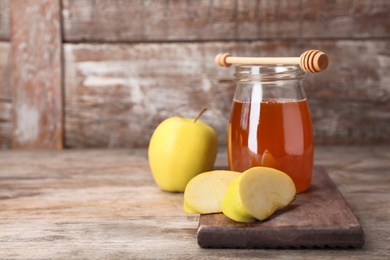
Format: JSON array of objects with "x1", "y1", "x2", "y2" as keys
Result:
[{"x1": 215, "y1": 50, "x2": 329, "y2": 73}]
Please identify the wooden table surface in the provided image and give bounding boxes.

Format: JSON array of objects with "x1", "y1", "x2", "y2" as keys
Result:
[{"x1": 0, "y1": 146, "x2": 389, "y2": 259}]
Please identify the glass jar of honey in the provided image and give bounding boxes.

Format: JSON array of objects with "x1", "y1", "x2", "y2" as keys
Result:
[{"x1": 227, "y1": 64, "x2": 314, "y2": 193}]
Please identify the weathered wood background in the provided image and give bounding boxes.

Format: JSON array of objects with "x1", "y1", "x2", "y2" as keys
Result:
[{"x1": 0, "y1": 0, "x2": 389, "y2": 149}]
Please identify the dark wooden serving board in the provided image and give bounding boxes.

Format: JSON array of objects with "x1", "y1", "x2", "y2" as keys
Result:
[{"x1": 197, "y1": 166, "x2": 364, "y2": 249}]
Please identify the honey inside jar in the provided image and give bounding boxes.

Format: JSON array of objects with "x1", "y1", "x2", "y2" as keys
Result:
[{"x1": 228, "y1": 98, "x2": 313, "y2": 193}]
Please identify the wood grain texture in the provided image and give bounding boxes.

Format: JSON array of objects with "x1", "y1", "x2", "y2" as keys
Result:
[
  {"x1": 10, "y1": 0, "x2": 63, "y2": 149},
  {"x1": 63, "y1": 42, "x2": 236, "y2": 148},
  {"x1": 64, "y1": 40, "x2": 390, "y2": 148},
  {"x1": 0, "y1": 0, "x2": 11, "y2": 149},
  {"x1": 0, "y1": 42, "x2": 11, "y2": 149},
  {"x1": 62, "y1": 0, "x2": 390, "y2": 42},
  {"x1": 198, "y1": 167, "x2": 364, "y2": 249},
  {"x1": 1, "y1": 0, "x2": 389, "y2": 149},
  {"x1": 0, "y1": 146, "x2": 389, "y2": 258},
  {"x1": 0, "y1": 0, "x2": 9, "y2": 40}
]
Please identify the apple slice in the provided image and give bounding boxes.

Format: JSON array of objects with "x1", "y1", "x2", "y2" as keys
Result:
[
  {"x1": 184, "y1": 170, "x2": 241, "y2": 214},
  {"x1": 183, "y1": 200, "x2": 199, "y2": 214},
  {"x1": 222, "y1": 167, "x2": 296, "y2": 222}
]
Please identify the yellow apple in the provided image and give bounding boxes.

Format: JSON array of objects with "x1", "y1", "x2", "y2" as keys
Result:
[
  {"x1": 222, "y1": 167, "x2": 296, "y2": 222},
  {"x1": 148, "y1": 108, "x2": 218, "y2": 192}
]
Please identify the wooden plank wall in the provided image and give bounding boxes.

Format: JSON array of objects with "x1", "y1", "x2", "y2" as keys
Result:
[
  {"x1": 0, "y1": 0, "x2": 11, "y2": 149},
  {"x1": 10, "y1": 0, "x2": 63, "y2": 149},
  {"x1": 0, "y1": 0, "x2": 389, "y2": 149}
]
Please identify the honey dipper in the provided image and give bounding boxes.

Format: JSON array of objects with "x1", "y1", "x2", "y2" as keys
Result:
[{"x1": 215, "y1": 50, "x2": 329, "y2": 73}]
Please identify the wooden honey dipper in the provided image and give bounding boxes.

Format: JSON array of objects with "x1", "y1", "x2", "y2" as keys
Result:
[{"x1": 215, "y1": 50, "x2": 329, "y2": 73}]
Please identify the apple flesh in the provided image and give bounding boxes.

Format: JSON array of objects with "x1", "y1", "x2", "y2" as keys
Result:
[
  {"x1": 148, "y1": 109, "x2": 218, "y2": 192},
  {"x1": 183, "y1": 170, "x2": 240, "y2": 214},
  {"x1": 222, "y1": 167, "x2": 296, "y2": 222}
]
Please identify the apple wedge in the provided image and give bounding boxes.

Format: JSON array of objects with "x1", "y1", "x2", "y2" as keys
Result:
[
  {"x1": 183, "y1": 170, "x2": 240, "y2": 214},
  {"x1": 222, "y1": 167, "x2": 296, "y2": 222}
]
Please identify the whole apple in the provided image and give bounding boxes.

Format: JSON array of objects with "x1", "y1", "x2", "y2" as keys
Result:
[{"x1": 148, "y1": 108, "x2": 218, "y2": 192}]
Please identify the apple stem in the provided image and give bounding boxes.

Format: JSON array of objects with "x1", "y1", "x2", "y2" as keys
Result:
[{"x1": 194, "y1": 107, "x2": 207, "y2": 123}]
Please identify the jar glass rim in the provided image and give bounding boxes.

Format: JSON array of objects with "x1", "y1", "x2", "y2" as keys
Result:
[{"x1": 234, "y1": 64, "x2": 305, "y2": 82}]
